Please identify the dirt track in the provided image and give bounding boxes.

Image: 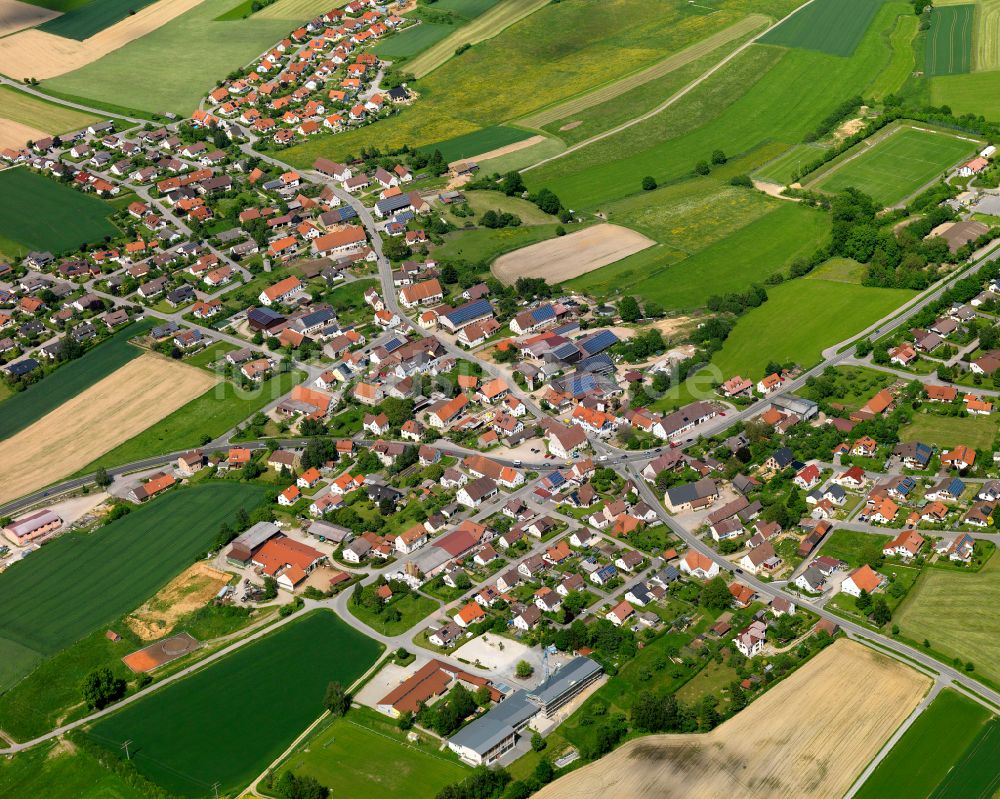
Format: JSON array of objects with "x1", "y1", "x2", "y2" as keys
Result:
[
  {"x1": 535, "y1": 640, "x2": 929, "y2": 799},
  {"x1": 492, "y1": 223, "x2": 654, "y2": 283},
  {"x1": 452, "y1": 134, "x2": 546, "y2": 167},
  {"x1": 0, "y1": 0, "x2": 59, "y2": 37},
  {"x1": 0, "y1": 353, "x2": 216, "y2": 504},
  {"x1": 0, "y1": 0, "x2": 203, "y2": 80},
  {"x1": 0, "y1": 118, "x2": 49, "y2": 150}
]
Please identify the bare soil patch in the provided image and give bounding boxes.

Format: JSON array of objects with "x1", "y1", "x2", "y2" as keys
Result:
[
  {"x1": 535, "y1": 639, "x2": 929, "y2": 799},
  {"x1": 835, "y1": 117, "x2": 866, "y2": 139},
  {"x1": 0, "y1": 353, "x2": 216, "y2": 504},
  {"x1": 0, "y1": 0, "x2": 59, "y2": 37},
  {"x1": 0, "y1": 0, "x2": 204, "y2": 80},
  {"x1": 126, "y1": 562, "x2": 231, "y2": 640},
  {"x1": 0, "y1": 117, "x2": 50, "y2": 151},
  {"x1": 451, "y1": 134, "x2": 547, "y2": 168},
  {"x1": 559, "y1": 120, "x2": 582, "y2": 131},
  {"x1": 492, "y1": 223, "x2": 654, "y2": 283}
]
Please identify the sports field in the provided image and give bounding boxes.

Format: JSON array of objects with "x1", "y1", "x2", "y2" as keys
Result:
[
  {"x1": 855, "y1": 689, "x2": 991, "y2": 799},
  {"x1": 88, "y1": 611, "x2": 383, "y2": 798},
  {"x1": 758, "y1": 0, "x2": 885, "y2": 56},
  {"x1": 0, "y1": 320, "x2": 151, "y2": 441},
  {"x1": 810, "y1": 125, "x2": 977, "y2": 206},
  {"x1": 0, "y1": 166, "x2": 118, "y2": 254},
  {"x1": 38, "y1": 0, "x2": 159, "y2": 40},
  {"x1": 0, "y1": 484, "x2": 265, "y2": 687},
  {"x1": 925, "y1": 4, "x2": 974, "y2": 75},
  {"x1": 525, "y1": 1, "x2": 909, "y2": 209},
  {"x1": 43, "y1": 0, "x2": 292, "y2": 115},
  {"x1": 709, "y1": 278, "x2": 913, "y2": 377},
  {"x1": 896, "y1": 548, "x2": 1000, "y2": 686},
  {"x1": 899, "y1": 410, "x2": 997, "y2": 449},
  {"x1": 278, "y1": 707, "x2": 467, "y2": 798},
  {"x1": 421, "y1": 124, "x2": 535, "y2": 162},
  {"x1": 536, "y1": 640, "x2": 929, "y2": 799}
]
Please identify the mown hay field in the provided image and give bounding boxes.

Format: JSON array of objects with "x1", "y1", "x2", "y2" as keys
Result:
[
  {"x1": 535, "y1": 640, "x2": 929, "y2": 799},
  {"x1": 758, "y1": 0, "x2": 885, "y2": 56},
  {"x1": 88, "y1": 611, "x2": 383, "y2": 797}
]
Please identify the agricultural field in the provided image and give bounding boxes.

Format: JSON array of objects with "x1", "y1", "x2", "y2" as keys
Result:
[
  {"x1": 970, "y1": 0, "x2": 1000, "y2": 71},
  {"x1": 0, "y1": 0, "x2": 59, "y2": 37},
  {"x1": 930, "y1": 717, "x2": 1000, "y2": 798},
  {"x1": 525, "y1": 1, "x2": 910, "y2": 209},
  {"x1": 82, "y1": 370, "x2": 303, "y2": 473},
  {"x1": 758, "y1": 0, "x2": 884, "y2": 56},
  {"x1": 255, "y1": 0, "x2": 350, "y2": 18},
  {"x1": 87, "y1": 611, "x2": 383, "y2": 797},
  {"x1": 0, "y1": 166, "x2": 118, "y2": 255},
  {"x1": 42, "y1": 0, "x2": 293, "y2": 115},
  {"x1": 899, "y1": 411, "x2": 998, "y2": 449},
  {"x1": 421, "y1": 124, "x2": 536, "y2": 163},
  {"x1": 708, "y1": 278, "x2": 914, "y2": 377},
  {"x1": 0, "y1": 484, "x2": 265, "y2": 690},
  {"x1": 535, "y1": 640, "x2": 929, "y2": 799},
  {"x1": 0, "y1": 353, "x2": 218, "y2": 505},
  {"x1": 37, "y1": 0, "x2": 160, "y2": 40},
  {"x1": 855, "y1": 689, "x2": 992, "y2": 799},
  {"x1": 431, "y1": 222, "x2": 573, "y2": 263},
  {"x1": 373, "y1": 20, "x2": 456, "y2": 59},
  {"x1": 0, "y1": 85, "x2": 101, "y2": 150},
  {"x1": 930, "y1": 70, "x2": 1000, "y2": 120},
  {"x1": 277, "y1": 706, "x2": 468, "y2": 798},
  {"x1": 0, "y1": 320, "x2": 152, "y2": 441},
  {"x1": 896, "y1": 547, "x2": 1000, "y2": 685},
  {"x1": 925, "y1": 3, "x2": 974, "y2": 76},
  {"x1": 281, "y1": 0, "x2": 804, "y2": 167},
  {"x1": 810, "y1": 125, "x2": 978, "y2": 206}
]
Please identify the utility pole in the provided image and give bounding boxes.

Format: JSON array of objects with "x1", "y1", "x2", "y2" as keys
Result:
[
  {"x1": 212, "y1": 783, "x2": 220, "y2": 799},
  {"x1": 121, "y1": 740, "x2": 132, "y2": 761}
]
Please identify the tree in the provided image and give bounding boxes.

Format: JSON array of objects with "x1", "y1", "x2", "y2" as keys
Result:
[
  {"x1": 481, "y1": 209, "x2": 500, "y2": 228},
  {"x1": 694, "y1": 160, "x2": 711, "y2": 175},
  {"x1": 700, "y1": 576, "x2": 732, "y2": 611},
  {"x1": 711, "y1": 149, "x2": 727, "y2": 165},
  {"x1": 856, "y1": 588, "x2": 872, "y2": 612},
  {"x1": 872, "y1": 597, "x2": 891, "y2": 626},
  {"x1": 82, "y1": 667, "x2": 126, "y2": 710},
  {"x1": 618, "y1": 295, "x2": 641, "y2": 323},
  {"x1": 262, "y1": 576, "x2": 278, "y2": 600},
  {"x1": 515, "y1": 660, "x2": 534, "y2": 679},
  {"x1": 531, "y1": 731, "x2": 547, "y2": 751},
  {"x1": 324, "y1": 681, "x2": 351, "y2": 716},
  {"x1": 534, "y1": 187, "x2": 562, "y2": 215},
  {"x1": 500, "y1": 171, "x2": 525, "y2": 196},
  {"x1": 641, "y1": 175, "x2": 657, "y2": 191},
  {"x1": 93, "y1": 466, "x2": 112, "y2": 487}
]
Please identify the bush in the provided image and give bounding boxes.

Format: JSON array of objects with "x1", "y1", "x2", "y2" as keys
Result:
[{"x1": 641, "y1": 175, "x2": 657, "y2": 191}]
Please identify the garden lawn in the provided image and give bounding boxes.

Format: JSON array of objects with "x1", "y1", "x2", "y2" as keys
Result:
[
  {"x1": 44, "y1": 0, "x2": 293, "y2": 115},
  {"x1": 854, "y1": 689, "x2": 990, "y2": 799},
  {"x1": 0, "y1": 320, "x2": 152, "y2": 441},
  {"x1": 896, "y1": 547, "x2": 1000, "y2": 686},
  {"x1": 82, "y1": 371, "x2": 304, "y2": 472},
  {"x1": 0, "y1": 166, "x2": 118, "y2": 254},
  {"x1": 420, "y1": 125, "x2": 535, "y2": 162},
  {"x1": 526, "y1": 1, "x2": 910, "y2": 209},
  {"x1": 87, "y1": 611, "x2": 383, "y2": 798},
  {"x1": 709, "y1": 279, "x2": 914, "y2": 377},
  {"x1": 0, "y1": 484, "x2": 264, "y2": 685},
  {"x1": 0, "y1": 740, "x2": 147, "y2": 799},
  {"x1": 811, "y1": 125, "x2": 977, "y2": 206},
  {"x1": 0, "y1": 85, "x2": 100, "y2": 134},
  {"x1": 348, "y1": 592, "x2": 439, "y2": 636},
  {"x1": 799, "y1": 365, "x2": 895, "y2": 411},
  {"x1": 758, "y1": 0, "x2": 886, "y2": 56},
  {"x1": 925, "y1": 3, "x2": 974, "y2": 76},
  {"x1": 38, "y1": 0, "x2": 159, "y2": 40},
  {"x1": 819, "y1": 529, "x2": 891, "y2": 568},
  {"x1": 899, "y1": 411, "x2": 997, "y2": 450},
  {"x1": 278, "y1": 707, "x2": 467, "y2": 799}
]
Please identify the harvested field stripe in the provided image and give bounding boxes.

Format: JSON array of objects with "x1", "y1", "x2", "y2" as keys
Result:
[
  {"x1": 518, "y1": 14, "x2": 770, "y2": 130},
  {"x1": 405, "y1": 0, "x2": 550, "y2": 78}
]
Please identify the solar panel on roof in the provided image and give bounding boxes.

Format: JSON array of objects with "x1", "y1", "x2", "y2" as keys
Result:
[
  {"x1": 383, "y1": 337, "x2": 406, "y2": 353},
  {"x1": 580, "y1": 329, "x2": 619, "y2": 355},
  {"x1": 445, "y1": 299, "x2": 492, "y2": 326}
]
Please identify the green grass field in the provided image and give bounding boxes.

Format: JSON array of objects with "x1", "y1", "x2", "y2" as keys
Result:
[
  {"x1": 348, "y1": 592, "x2": 439, "y2": 635},
  {"x1": 281, "y1": 0, "x2": 802, "y2": 166},
  {"x1": 82, "y1": 370, "x2": 303, "y2": 472},
  {"x1": 819, "y1": 529, "x2": 891, "y2": 568},
  {"x1": 752, "y1": 142, "x2": 829, "y2": 185},
  {"x1": 525, "y1": 1, "x2": 909, "y2": 209},
  {"x1": 805, "y1": 257, "x2": 867, "y2": 283},
  {"x1": 44, "y1": 0, "x2": 293, "y2": 115},
  {"x1": 37, "y1": 0, "x2": 159, "y2": 40},
  {"x1": 420, "y1": 125, "x2": 535, "y2": 162},
  {"x1": 709, "y1": 278, "x2": 914, "y2": 377},
  {"x1": 373, "y1": 21, "x2": 457, "y2": 59},
  {"x1": 969, "y1": 0, "x2": 1000, "y2": 71},
  {"x1": 896, "y1": 550, "x2": 1000, "y2": 685},
  {"x1": 855, "y1": 689, "x2": 991, "y2": 799},
  {"x1": 0, "y1": 739, "x2": 147, "y2": 799},
  {"x1": 0, "y1": 484, "x2": 264, "y2": 687},
  {"x1": 434, "y1": 222, "x2": 573, "y2": 263},
  {"x1": 930, "y1": 70, "x2": 1000, "y2": 121},
  {"x1": 758, "y1": 0, "x2": 885, "y2": 56},
  {"x1": 900, "y1": 411, "x2": 997, "y2": 449},
  {"x1": 812, "y1": 125, "x2": 977, "y2": 206},
  {"x1": 799, "y1": 365, "x2": 896, "y2": 410},
  {"x1": 88, "y1": 612, "x2": 383, "y2": 798},
  {"x1": 870, "y1": 12, "x2": 920, "y2": 99},
  {"x1": 930, "y1": 717, "x2": 1000, "y2": 798},
  {"x1": 447, "y1": 190, "x2": 558, "y2": 225},
  {"x1": 0, "y1": 320, "x2": 152, "y2": 442},
  {"x1": 0, "y1": 86, "x2": 101, "y2": 135},
  {"x1": 278, "y1": 707, "x2": 467, "y2": 798},
  {"x1": 0, "y1": 166, "x2": 119, "y2": 255},
  {"x1": 926, "y1": 4, "x2": 974, "y2": 75}
]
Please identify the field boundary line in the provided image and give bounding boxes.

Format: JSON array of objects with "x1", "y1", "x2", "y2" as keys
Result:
[
  {"x1": 520, "y1": 0, "x2": 821, "y2": 174},
  {"x1": 516, "y1": 13, "x2": 770, "y2": 130}
]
